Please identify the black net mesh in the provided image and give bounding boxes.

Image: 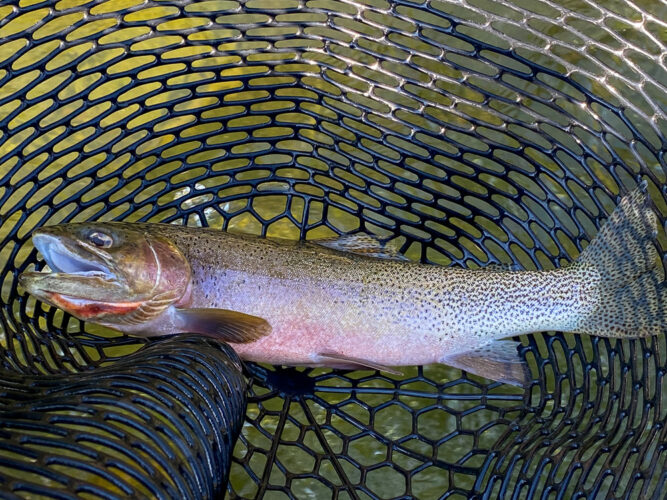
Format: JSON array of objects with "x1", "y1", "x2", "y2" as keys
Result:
[
  {"x1": 0, "y1": 334, "x2": 247, "y2": 498},
  {"x1": 0, "y1": 0, "x2": 665, "y2": 498}
]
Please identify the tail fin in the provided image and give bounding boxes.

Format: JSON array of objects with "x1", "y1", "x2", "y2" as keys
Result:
[{"x1": 575, "y1": 182, "x2": 665, "y2": 338}]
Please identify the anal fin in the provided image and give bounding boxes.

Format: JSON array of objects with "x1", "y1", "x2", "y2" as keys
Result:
[
  {"x1": 318, "y1": 352, "x2": 404, "y2": 375},
  {"x1": 441, "y1": 340, "x2": 530, "y2": 387}
]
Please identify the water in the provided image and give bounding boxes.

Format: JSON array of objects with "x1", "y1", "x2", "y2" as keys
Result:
[{"x1": 0, "y1": 0, "x2": 664, "y2": 497}]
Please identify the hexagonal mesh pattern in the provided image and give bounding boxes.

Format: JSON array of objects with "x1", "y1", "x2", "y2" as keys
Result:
[{"x1": 0, "y1": 0, "x2": 664, "y2": 498}]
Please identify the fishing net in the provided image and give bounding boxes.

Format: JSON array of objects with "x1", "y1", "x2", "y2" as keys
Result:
[
  {"x1": 0, "y1": 0, "x2": 664, "y2": 498},
  {"x1": 0, "y1": 336, "x2": 247, "y2": 498}
]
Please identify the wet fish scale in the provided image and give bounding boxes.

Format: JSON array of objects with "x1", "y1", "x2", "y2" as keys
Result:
[
  {"x1": 157, "y1": 226, "x2": 598, "y2": 366},
  {"x1": 18, "y1": 184, "x2": 666, "y2": 386}
]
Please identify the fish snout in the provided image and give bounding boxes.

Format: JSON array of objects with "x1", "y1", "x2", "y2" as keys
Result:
[{"x1": 17, "y1": 271, "x2": 48, "y2": 298}]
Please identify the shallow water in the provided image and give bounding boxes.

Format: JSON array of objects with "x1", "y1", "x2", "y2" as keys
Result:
[{"x1": 0, "y1": 0, "x2": 664, "y2": 497}]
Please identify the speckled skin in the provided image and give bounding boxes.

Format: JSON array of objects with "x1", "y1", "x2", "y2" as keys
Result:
[
  {"x1": 151, "y1": 225, "x2": 599, "y2": 367},
  {"x1": 20, "y1": 185, "x2": 664, "y2": 376}
]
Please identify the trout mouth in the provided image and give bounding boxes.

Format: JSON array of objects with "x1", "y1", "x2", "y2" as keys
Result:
[
  {"x1": 18, "y1": 230, "x2": 124, "y2": 308},
  {"x1": 32, "y1": 232, "x2": 113, "y2": 278}
]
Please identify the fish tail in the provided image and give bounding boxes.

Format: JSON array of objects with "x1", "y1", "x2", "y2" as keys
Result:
[{"x1": 574, "y1": 182, "x2": 666, "y2": 338}]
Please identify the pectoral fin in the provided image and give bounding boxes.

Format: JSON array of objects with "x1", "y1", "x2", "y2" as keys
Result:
[
  {"x1": 318, "y1": 352, "x2": 404, "y2": 375},
  {"x1": 441, "y1": 340, "x2": 530, "y2": 387},
  {"x1": 175, "y1": 308, "x2": 271, "y2": 343},
  {"x1": 314, "y1": 233, "x2": 407, "y2": 261}
]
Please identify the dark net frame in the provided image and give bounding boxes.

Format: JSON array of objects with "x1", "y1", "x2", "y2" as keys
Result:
[{"x1": 0, "y1": 0, "x2": 664, "y2": 498}]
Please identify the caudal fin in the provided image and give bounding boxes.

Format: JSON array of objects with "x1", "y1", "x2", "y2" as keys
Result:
[{"x1": 576, "y1": 182, "x2": 665, "y2": 338}]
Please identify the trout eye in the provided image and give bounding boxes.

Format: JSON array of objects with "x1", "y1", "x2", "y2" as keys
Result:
[{"x1": 88, "y1": 231, "x2": 113, "y2": 248}]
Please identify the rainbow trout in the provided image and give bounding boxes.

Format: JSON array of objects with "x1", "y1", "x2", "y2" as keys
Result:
[{"x1": 19, "y1": 185, "x2": 666, "y2": 386}]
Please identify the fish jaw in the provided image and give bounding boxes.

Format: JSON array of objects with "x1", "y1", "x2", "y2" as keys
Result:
[
  {"x1": 19, "y1": 226, "x2": 141, "y2": 321},
  {"x1": 19, "y1": 223, "x2": 194, "y2": 331},
  {"x1": 45, "y1": 291, "x2": 143, "y2": 320},
  {"x1": 18, "y1": 269, "x2": 141, "y2": 320},
  {"x1": 20, "y1": 227, "x2": 131, "y2": 302},
  {"x1": 32, "y1": 231, "x2": 114, "y2": 277}
]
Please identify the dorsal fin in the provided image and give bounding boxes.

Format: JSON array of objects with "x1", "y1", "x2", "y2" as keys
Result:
[
  {"x1": 481, "y1": 262, "x2": 521, "y2": 272},
  {"x1": 313, "y1": 233, "x2": 407, "y2": 261}
]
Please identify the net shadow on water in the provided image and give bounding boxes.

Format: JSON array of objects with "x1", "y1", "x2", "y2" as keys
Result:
[
  {"x1": 0, "y1": 0, "x2": 664, "y2": 498},
  {"x1": 235, "y1": 333, "x2": 667, "y2": 499}
]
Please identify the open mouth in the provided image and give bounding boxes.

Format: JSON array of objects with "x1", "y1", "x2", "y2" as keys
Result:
[
  {"x1": 18, "y1": 228, "x2": 133, "y2": 318},
  {"x1": 33, "y1": 233, "x2": 111, "y2": 277}
]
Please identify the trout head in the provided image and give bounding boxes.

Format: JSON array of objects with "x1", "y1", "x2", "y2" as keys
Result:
[{"x1": 19, "y1": 223, "x2": 191, "y2": 331}]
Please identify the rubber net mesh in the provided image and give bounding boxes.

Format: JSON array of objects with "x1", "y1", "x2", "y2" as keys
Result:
[{"x1": 0, "y1": 0, "x2": 665, "y2": 498}]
